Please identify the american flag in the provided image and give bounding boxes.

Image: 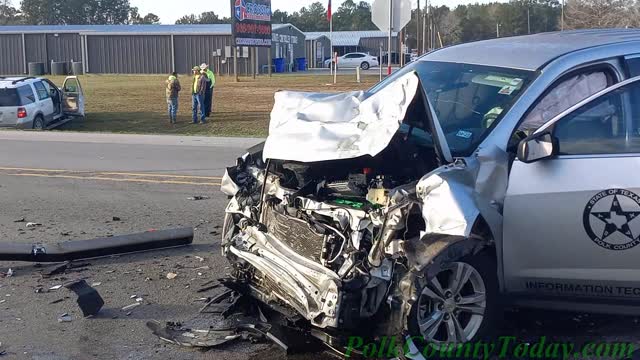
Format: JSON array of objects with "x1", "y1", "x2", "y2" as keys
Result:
[{"x1": 327, "y1": 0, "x2": 332, "y2": 21}]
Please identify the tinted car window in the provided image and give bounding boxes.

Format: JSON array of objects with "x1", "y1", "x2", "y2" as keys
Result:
[
  {"x1": 17, "y1": 85, "x2": 35, "y2": 105},
  {"x1": 520, "y1": 72, "x2": 610, "y2": 133},
  {"x1": 0, "y1": 89, "x2": 20, "y2": 106},
  {"x1": 554, "y1": 80, "x2": 640, "y2": 155},
  {"x1": 33, "y1": 81, "x2": 50, "y2": 100},
  {"x1": 626, "y1": 56, "x2": 640, "y2": 77}
]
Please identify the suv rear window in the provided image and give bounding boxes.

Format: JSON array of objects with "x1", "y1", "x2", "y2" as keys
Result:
[
  {"x1": 17, "y1": 85, "x2": 36, "y2": 105},
  {"x1": 0, "y1": 88, "x2": 20, "y2": 106}
]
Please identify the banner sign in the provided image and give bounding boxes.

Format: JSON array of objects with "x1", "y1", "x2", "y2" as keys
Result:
[{"x1": 232, "y1": 0, "x2": 272, "y2": 47}]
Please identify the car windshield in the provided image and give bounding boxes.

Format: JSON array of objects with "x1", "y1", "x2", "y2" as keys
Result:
[
  {"x1": 369, "y1": 61, "x2": 536, "y2": 157},
  {"x1": 0, "y1": 88, "x2": 20, "y2": 107}
]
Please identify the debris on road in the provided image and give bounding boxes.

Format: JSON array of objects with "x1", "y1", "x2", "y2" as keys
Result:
[
  {"x1": 194, "y1": 256, "x2": 205, "y2": 262},
  {"x1": 25, "y1": 222, "x2": 42, "y2": 228},
  {"x1": 64, "y1": 280, "x2": 104, "y2": 317},
  {"x1": 0, "y1": 227, "x2": 194, "y2": 263},
  {"x1": 146, "y1": 320, "x2": 271, "y2": 348},
  {"x1": 49, "y1": 285, "x2": 63, "y2": 291},
  {"x1": 187, "y1": 195, "x2": 210, "y2": 201},
  {"x1": 166, "y1": 272, "x2": 177, "y2": 280},
  {"x1": 58, "y1": 313, "x2": 72, "y2": 323},
  {"x1": 13, "y1": 218, "x2": 25, "y2": 223},
  {"x1": 122, "y1": 302, "x2": 141, "y2": 311},
  {"x1": 0, "y1": 269, "x2": 12, "y2": 278},
  {"x1": 112, "y1": 217, "x2": 121, "y2": 222}
]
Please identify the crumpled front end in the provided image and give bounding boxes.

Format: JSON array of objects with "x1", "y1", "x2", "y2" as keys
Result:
[{"x1": 219, "y1": 72, "x2": 510, "y2": 338}]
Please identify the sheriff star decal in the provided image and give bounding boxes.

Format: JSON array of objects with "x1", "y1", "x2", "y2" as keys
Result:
[{"x1": 583, "y1": 189, "x2": 640, "y2": 251}]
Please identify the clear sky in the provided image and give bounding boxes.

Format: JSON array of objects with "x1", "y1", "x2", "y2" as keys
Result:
[{"x1": 131, "y1": 0, "x2": 501, "y2": 24}]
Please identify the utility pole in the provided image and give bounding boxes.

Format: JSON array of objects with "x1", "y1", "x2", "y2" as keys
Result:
[
  {"x1": 527, "y1": 7, "x2": 531, "y2": 34},
  {"x1": 387, "y1": 0, "x2": 393, "y2": 75},
  {"x1": 561, "y1": 0, "x2": 565, "y2": 31},
  {"x1": 496, "y1": 23, "x2": 500, "y2": 38},
  {"x1": 416, "y1": 0, "x2": 421, "y2": 55}
]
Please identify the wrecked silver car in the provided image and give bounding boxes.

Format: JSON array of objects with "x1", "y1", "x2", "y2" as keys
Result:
[{"x1": 221, "y1": 30, "x2": 640, "y2": 349}]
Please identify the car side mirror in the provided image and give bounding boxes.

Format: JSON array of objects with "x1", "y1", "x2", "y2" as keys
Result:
[{"x1": 517, "y1": 133, "x2": 557, "y2": 164}]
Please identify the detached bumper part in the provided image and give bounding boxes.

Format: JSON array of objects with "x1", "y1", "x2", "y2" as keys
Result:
[{"x1": 0, "y1": 228, "x2": 194, "y2": 262}]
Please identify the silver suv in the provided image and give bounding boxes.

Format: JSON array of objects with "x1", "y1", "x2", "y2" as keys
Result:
[
  {"x1": 0, "y1": 76, "x2": 85, "y2": 129},
  {"x1": 221, "y1": 29, "x2": 640, "y2": 349}
]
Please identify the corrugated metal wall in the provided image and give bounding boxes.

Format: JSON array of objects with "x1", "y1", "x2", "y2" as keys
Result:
[
  {"x1": 87, "y1": 35, "x2": 172, "y2": 74},
  {"x1": 25, "y1": 33, "x2": 48, "y2": 72},
  {"x1": 0, "y1": 34, "x2": 24, "y2": 75},
  {"x1": 173, "y1": 35, "x2": 235, "y2": 74},
  {"x1": 359, "y1": 36, "x2": 400, "y2": 55},
  {"x1": 46, "y1": 33, "x2": 82, "y2": 63}
]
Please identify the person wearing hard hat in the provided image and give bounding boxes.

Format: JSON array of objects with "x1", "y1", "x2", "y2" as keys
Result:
[
  {"x1": 200, "y1": 63, "x2": 216, "y2": 118},
  {"x1": 165, "y1": 71, "x2": 181, "y2": 124},
  {"x1": 191, "y1": 66, "x2": 208, "y2": 124}
]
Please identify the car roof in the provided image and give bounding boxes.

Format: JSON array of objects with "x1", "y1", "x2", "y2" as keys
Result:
[
  {"x1": 423, "y1": 29, "x2": 640, "y2": 71},
  {"x1": 0, "y1": 77, "x2": 41, "y2": 88}
]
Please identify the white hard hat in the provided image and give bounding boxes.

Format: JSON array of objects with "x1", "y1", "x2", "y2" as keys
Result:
[{"x1": 200, "y1": 63, "x2": 208, "y2": 70}]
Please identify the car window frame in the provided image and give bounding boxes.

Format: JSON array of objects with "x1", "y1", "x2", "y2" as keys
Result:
[
  {"x1": 532, "y1": 75, "x2": 640, "y2": 158},
  {"x1": 33, "y1": 81, "x2": 50, "y2": 101},
  {"x1": 508, "y1": 62, "x2": 622, "y2": 151}
]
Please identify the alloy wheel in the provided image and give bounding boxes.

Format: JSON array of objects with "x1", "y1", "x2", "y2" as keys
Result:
[{"x1": 416, "y1": 262, "x2": 487, "y2": 344}]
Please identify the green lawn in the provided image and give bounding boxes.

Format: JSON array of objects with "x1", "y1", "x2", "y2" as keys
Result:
[{"x1": 44, "y1": 74, "x2": 380, "y2": 137}]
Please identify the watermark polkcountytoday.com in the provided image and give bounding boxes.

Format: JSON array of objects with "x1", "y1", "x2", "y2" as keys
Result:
[{"x1": 345, "y1": 336, "x2": 635, "y2": 359}]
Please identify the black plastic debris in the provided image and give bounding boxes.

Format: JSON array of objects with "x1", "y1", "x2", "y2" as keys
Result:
[
  {"x1": 146, "y1": 321, "x2": 242, "y2": 347},
  {"x1": 64, "y1": 280, "x2": 104, "y2": 317},
  {"x1": 187, "y1": 196, "x2": 210, "y2": 201},
  {"x1": 0, "y1": 228, "x2": 194, "y2": 263}
]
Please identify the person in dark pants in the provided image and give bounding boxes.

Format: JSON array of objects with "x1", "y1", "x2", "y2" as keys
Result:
[
  {"x1": 200, "y1": 63, "x2": 216, "y2": 118},
  {"x1": 191, "y1": 66, "x2": 208, "y2": 124}
]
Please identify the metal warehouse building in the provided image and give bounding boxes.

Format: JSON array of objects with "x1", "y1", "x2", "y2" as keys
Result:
[
  {"x1": 304, "y1": 31, "x2": 400, "y2": 62},
  {"x1": 0, "y1": 24, "x2": 306, "y2": 75}
]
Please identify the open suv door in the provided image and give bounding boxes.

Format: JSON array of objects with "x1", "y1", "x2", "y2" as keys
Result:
[{"x1": 62, "y1": 76, "x2": 85, "y2": 118}]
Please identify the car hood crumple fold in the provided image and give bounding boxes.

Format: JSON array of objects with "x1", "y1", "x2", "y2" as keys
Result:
[{"x1": 262, "y1": 72, "x2": 420, "y2": 163}]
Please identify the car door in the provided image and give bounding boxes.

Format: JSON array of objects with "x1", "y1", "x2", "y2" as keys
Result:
[
  {"x1": 341, "y1": 54, "x2": 355, "y2": 67},
  {"x1": 32, "y1": 81, "x2": 54, "y2": 123},
  {"x1": 61, "y1": 76, "x2": 85, "y2": 117},
  {"x1": 503, "y1": 77, "x2": 640, "y2": 304}
]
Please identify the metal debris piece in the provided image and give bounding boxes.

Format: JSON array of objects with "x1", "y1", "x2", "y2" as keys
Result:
[
  {"x1": 166, "y1": 272, "x2": 178, "y2": 280},
  {"x1": 195, "y1": 256, "x2": 205, "y2": 262},
  {"x1": 0, "y1": 269, "x2": 12, "y2": 278},
  {"x1": 26, "y1": 222, "x2": 42, "y2": 228},
  {"x1": 49, "y1": 298, "x2": 65, "y2": 304},
  {"x1": 13, "y1": 218, "x2": 25, "y2": 223},
  {"x1": 64, "y1": 280, "x2": 104, "y2": 317},
  {"x1": 58, "y1": 313, "x2": 72, "y2": 323},
  {"x1": 122, "y1": 302, "x2": 141, "y2": 311},
  {"x1": 49, "y1": 285, "x2": 63, "y2": 291},
  {"x1": 91, "y1": 282, "x2": 101, "y2": 287}
]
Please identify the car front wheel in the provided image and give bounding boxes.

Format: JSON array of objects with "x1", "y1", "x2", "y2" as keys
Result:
[
  {"x1": 360, "y1": 62, "x2": 370, "y2": 70},
  {"x1": 408, "y1": 250, "x2": 499, "y2": 348}
]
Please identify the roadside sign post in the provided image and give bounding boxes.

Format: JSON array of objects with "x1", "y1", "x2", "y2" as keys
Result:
[
  {"x1": 372, "y1": 0, "x2": 412, "y2": 75},
  {"x1": 230, "y1": 0, "x2": 272, "y2": 79},
  {"x1": 379, "y1": 43, "x2": 383, "y2": 81}
]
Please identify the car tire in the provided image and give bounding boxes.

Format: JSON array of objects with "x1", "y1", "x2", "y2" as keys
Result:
[
  {"x1": 407, "y1": 249, "x2": 500, "y2": 351},
  {"x1": 360, "y1": 62, "x2": 370, "y2": 70},
  {"x1": 32, "y1": 115, "x2": 45, "y2": 130}
]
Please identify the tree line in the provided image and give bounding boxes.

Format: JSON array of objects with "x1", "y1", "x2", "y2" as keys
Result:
[
  {"x1": 0, "y1": 0, "x2": 159, "y2": 25},
  {"x1": 2, "y1": 0, "x2": 640, "y2": 46}
]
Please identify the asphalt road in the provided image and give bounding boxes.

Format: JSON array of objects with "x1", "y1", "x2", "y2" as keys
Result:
[{"x1": 0, "y1": 131, "x2": 639, "y2": 360}]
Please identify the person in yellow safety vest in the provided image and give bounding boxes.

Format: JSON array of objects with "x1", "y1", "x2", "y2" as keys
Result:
[
  {"x1": 191, "y1": 66, "x2": 208, "y2": 124},
  {"x1": 200, "y1": 63, "x2": 216, "y2": 118}
]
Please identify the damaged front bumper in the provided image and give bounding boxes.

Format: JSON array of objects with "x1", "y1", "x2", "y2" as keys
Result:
[{"x1": 224, "y1": 223, "x2": 342, "y2": 329}]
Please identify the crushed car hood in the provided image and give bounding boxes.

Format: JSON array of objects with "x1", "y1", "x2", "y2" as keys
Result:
[{"x1": 263, "y1": 72, "x2": 421, "y2": 163}]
